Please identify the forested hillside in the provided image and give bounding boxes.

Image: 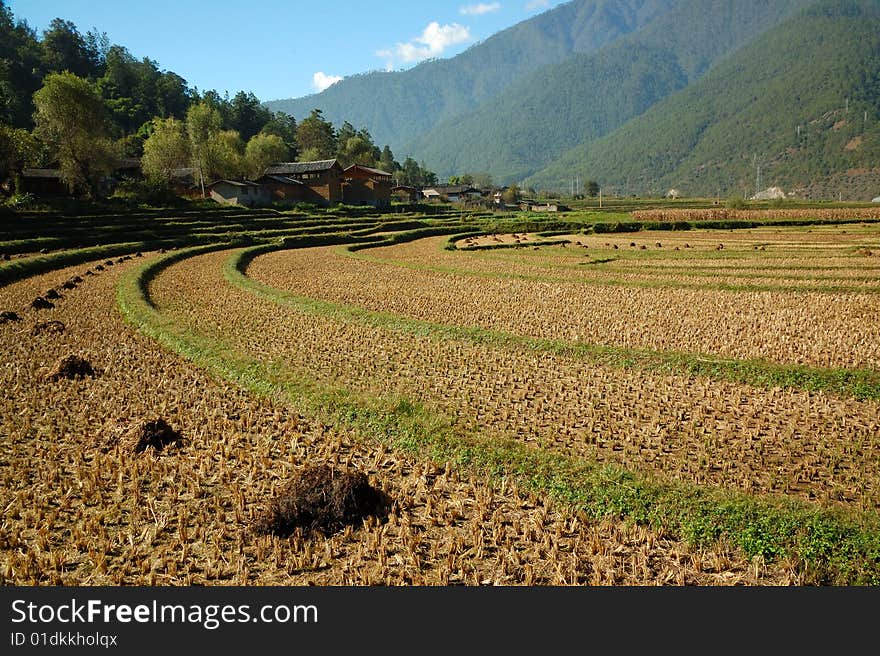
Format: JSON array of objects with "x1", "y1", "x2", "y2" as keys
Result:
[
  {"x1": 264, "y1": 0, "x2": 678, "y2": 151},
  {"x1": 525, "y1": 0, "x2": 880, "y2": 199},
  {"x1": 406, "y1": 0, "x2": 813, "y2": 182}
]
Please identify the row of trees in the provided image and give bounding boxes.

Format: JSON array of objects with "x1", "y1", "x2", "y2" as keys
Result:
[{"x1": 0, "y1": 2, "x2": 439, "y2": 198}]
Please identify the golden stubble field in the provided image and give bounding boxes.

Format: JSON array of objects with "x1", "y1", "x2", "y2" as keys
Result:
[
  {"x1": 148, "y1": 237, "x2": 880, "y2": 511},
  {"x1": 0, "y1": 254, "x2": 793, "y2": 585},
  {"x1": 248, "y1": 226, "x2": 880, "y2": 369}
]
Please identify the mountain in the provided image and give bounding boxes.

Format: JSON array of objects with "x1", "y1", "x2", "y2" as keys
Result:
[
  {"x1": 265, "y1": 0, "x2": 678, "y2": 150},
  {"x1": 405, "y1": 0, "x2": 813, "y2": 183},
  {"x1": 524, "y1": 0, "x2": 880, "y2": 199}
]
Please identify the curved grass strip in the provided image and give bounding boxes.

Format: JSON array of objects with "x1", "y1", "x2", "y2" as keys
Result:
[
  {"x1": 233, "y1": 243, "x2": 880, "y2": 401},
  {"x1": 120, "y1": 245, "x2": 880, "y2": 584},
  {"x1": 408, "y1": 233, "x2": 880, "y2": 295},
  {"x1": 465, "y1": 249, "x2": 880, "y2": 291}
]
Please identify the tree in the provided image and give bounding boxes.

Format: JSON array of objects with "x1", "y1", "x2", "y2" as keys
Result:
[
  {"x1": 501, "y1": 184, "x2": 521, "y2": 204},
  {"x1": 141, "y1": 116, "x2": 189, "y2": 185},
  {"x1": 378, "y1": 145, "x2": 396, "y2": 174},
  {"x1": 229, "y1": 90, "x2": 271, "y2": 141},
  {"x1": 0, "y1": 3, "x2": 44, "y2": 128},
  {"x1": 296, "y1": 109, "x2": 336, "y2": 160},
  {"x1": 261, "y1": 111, "x2": 297, "y2": 159},
  {"x1": 209, "y1": 129, "x2": 244, "y2": 179},
  {"x1": 33, "y1": 71, "x2": 117, "y2": 197},
  {"x1": 40, "y1": 19, "x2": 104, "y2": 79},
  {"x1": 0, "y1": 122, "x2": 39, "y2": 194},
  {"x1": 244, "y1": 132, "x2": 288, "y2": 179},
  {"x1": 186, "y1": 102, "x2": 221, "y2": 196},
  {"x1": 584, "y1": 179, "x2": 599, "y2": 197},
  {"x1": 400, "y1": 157, "x2": 421, "y2": 186}
]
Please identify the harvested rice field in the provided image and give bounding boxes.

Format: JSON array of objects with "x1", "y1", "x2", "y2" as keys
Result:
[{"x1": 2, "y1": 209, "x2": 880, "y2": 585}]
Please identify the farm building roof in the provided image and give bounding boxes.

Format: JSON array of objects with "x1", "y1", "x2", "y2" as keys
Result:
[
  {"x1": 423, "y1": 185, "x2": 481, "y2": 195},
  {"x1": 207, "y1": 179, "x2": 263, "y2": 188},
  {"x1": 265, "y1": 160, "x2": 340, "y2": 175},
  {"x1": 344, "y1": 164, "x2": 393, "y2": 178},
  {"x1": 260, "y1": 175, "x2": 304, "y2": 185},
  {"x1": 22, "y1": 168, "x2": 64, "y2": 179}
]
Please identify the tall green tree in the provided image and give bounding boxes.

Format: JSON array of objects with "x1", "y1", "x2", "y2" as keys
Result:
[
  {"x1": 0, "y1": 122, "x2": 39, "y2": 193},
  {"x1": 0, "y1": 2, "x2": 44, "y2": 128},
  {"x1": 33, "y1": 71, "x2": 117, "y2": 197},
  {"x1": 260, "y1": 111, "x2": 297, "y2": 159},
  {"x1": 229, "y1": 91, "x2": 271, "y2": 141},
  {"x1": 40, "y1": 19, "x2": 105, "y2": 79},
  {"x1": 296, "y1": 109, "x2": 336, "y2": 160},
  {"x1": 378, "y1": 145, "x2": 396, "y2": 174},
  {"x1": 210, "y1": 129, "x2": 244, "y2": 180},
  {"x1": 141, "y1": 117, "x2": 189, "y2": 185},
  {"x1": 244, "y1": 132, "x2": 288, "y2": 179},
  {"x1": 186, "y1": 101, "x2": 221, "y2": 196}
]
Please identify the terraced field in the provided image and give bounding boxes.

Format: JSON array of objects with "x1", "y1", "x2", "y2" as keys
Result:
[{"x1": 3, "y1": 206, "x2": 880, "y2": 585}]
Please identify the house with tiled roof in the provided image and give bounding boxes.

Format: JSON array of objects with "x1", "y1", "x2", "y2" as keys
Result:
[
  {"x1": 264, "y1": 159, "x2": 343, "y2": 205},
  {"x1": 343, "y1": 164, "x2": 393, "y2": 208}
]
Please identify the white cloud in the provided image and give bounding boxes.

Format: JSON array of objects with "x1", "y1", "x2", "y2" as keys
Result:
[
  {"x1": 460, "y1": 2, "x2": 501, "y2": 15},
  {"x1": 525, "y1": 0, "x2": 549, "y2": 10},
  {"x1": 312, "y1": 71, "x2": 342, "y2": 92},
  {"x1": 377, "y1": 22, "x2": 472, "y2": 69}
]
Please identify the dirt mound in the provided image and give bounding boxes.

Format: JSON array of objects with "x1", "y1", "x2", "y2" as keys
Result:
[
  {"x1": 128, "y1": 418, "x2": 184, "y2": 453},
  {"x1": 856, "y1": 247, "x2": 874, "y2": 257},
  {"x1": 32, "y1": 320, "x2": 65, "y2": 336},
  {"x1": 98, "y1": 418, "x2": 185, "y2": 454},
  {"x1": 45, "y1": 355, "x2": 95, "y2": 381},
  {"x1": 254, "y1": 464, "x2": 390, "y2": 537},
  {"x1": 1, "y1": 310, "x2": 22, "y2": 324},
  {"x1": 31, "y1": 296, "x2": 55, "y2": 310},
  {"x1": 45, "y1": 288, "x2": 61, "y2": 299}
]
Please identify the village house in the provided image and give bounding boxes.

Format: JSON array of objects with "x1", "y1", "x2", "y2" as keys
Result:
[
  {"x1": 207, "y1": 179, "x2": 271, "y2": 207},
  {"x1": 263, "y1": 159, "x2": 343, "y2": 205},
  {"x1": 391, "y1": 185, "x2": 420, "y2": 203},
  {"x1": 342, "y1": 164, "x2": 393, "y2": 208},
  {"x1": 421, "y1": 185, "x2": 483, "y2": 203},
  {"x1": 20, "y1": 168, "x2": 69, "y2": 196},
  {"x1": 256, "y1": 174, "x2": 305, "y2": 205}
]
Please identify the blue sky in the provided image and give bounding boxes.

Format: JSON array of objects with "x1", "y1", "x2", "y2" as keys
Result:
[{"x1": 8, "y1": 1, "x2": 565, "y2": 101}]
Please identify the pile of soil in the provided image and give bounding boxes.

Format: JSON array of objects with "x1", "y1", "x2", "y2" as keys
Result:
[
  {"x1": 254, "y1": 464, "x2": 390, "y2": 538},
  {"x1": 31, "y1": 296, "x2": 55, "y2": 310},
  {"x1": 129, "y1": 418, "x2": 184, "y2": 453},
  {"x1": 45, "y1": 355, "x2": 95, "y2": 381},
  {"x1": 0, "y1": 311, "x2": 21, "y2": 324},
  {"x1": 98, "y1": 418, "x2": 185, "y2": 454},
  {"x1": 32, "y1": 320, "x2": 65, "y2": 336},
  {"x1": 45, "y1": 289, "x2": 61, "y2": 299}
]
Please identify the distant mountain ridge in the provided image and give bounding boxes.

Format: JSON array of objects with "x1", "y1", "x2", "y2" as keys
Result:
[
  {"x1": 265, "y1": 0, "x2": 678, "y2": 150},
  {"x1": 524, "y1": 0, "x2": 880, "y2": 199},
  {"x1": 267, "y1": 0, "x2": 880, "y2": 199}
]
